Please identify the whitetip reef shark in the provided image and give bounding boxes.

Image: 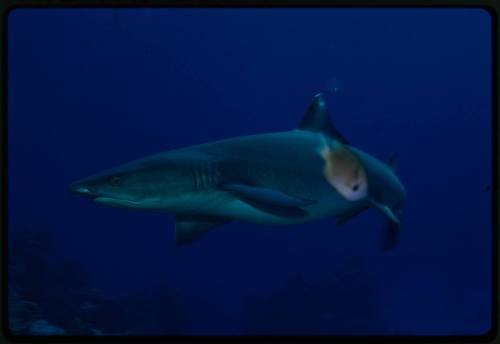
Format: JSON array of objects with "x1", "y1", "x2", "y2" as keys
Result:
[{"x1": 70, "y1": 93, "x2": 406, "y2": 248}]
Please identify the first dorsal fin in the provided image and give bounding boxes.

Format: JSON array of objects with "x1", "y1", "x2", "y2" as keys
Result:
[{"x1": 297, "y1": 93, "x2": 349, "y2": 144}]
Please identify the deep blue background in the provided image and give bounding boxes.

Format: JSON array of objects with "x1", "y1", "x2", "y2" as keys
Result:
[{"x1": 8, "y1": 8, "x2": 492, "y2": 335}]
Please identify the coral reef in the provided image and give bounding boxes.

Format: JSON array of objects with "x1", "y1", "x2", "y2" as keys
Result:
[
  {"x1": 8, "y1": 226, "x2": 387, "y2": 335},
  {"x1": 7, "y1": 226, "x2": 189, "y2": 336},
  {"x1": 240, "y1": 257, "x2": 387, "y2": 335}
]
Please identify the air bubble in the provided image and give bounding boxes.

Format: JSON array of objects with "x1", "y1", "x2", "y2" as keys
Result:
[{"x1": 325, "y1": 77, "x2": 342, "y2": 94}]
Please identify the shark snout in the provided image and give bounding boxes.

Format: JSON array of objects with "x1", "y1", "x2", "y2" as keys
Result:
[{"x1": 69, "y1": 181, "x2": 95, "y2": 198}]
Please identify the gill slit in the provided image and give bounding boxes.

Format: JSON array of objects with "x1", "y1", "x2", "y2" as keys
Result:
[
  {"x1": 193, "y1": 163, "x2": 219, "y2": 191},
  {"x1": 192, "y1": 169, "x2": 198, "y2": 190}
]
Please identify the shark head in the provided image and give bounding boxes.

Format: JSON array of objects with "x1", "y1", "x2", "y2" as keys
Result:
[
  {"x1": 320, "y1": 139, "x2": 405, "y2": 219},
  {"x1": 301, "y1": 93, "x2": 406, "y2": 226},
  {"x1": 320, "y1": 139, "x2": 369, "y2": 202},
  {"x1": 69, "y1": 154, "x2": 193, "y2": 210},
  {"x1": 352, "y1": 147, "x2": 406, "y2": 216}
]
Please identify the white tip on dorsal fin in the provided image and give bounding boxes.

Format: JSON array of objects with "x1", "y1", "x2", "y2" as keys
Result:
[{"x1": 297, "y1": 93, "x2": 349, "y2": 144}]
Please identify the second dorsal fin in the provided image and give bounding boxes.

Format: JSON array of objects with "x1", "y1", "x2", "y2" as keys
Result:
[
  {"x1": 297, "y1": 93, "x2": 349, "y2": 144},
  {"x1": 386, "y1": 152, "x2": 399, "y2": 174}
]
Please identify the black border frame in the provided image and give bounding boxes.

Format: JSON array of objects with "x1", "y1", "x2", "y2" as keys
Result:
[{"x1": 0, "y1": 1, "x2": 498, "y2": 343}]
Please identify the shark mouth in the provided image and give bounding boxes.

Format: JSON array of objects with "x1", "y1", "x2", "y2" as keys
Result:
[
  {"x1": 94, "y1": 196, "x2": 142, "y2": 207},
  {"x1": 70, "y1": 186, "x2": 142, "y2": 207}
]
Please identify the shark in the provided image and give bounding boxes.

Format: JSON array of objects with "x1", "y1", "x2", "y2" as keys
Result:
[{"x1": 70, "y1": 93, "x2": 406, "y2": 247}]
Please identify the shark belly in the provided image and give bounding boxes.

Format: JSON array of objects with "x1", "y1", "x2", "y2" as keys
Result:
[
  {"x1": 168, "y1": 189, "x2": 355, "y2": 226},
  {"x1": 217, "y1": 196, "x2": 355, "y2": 225}
]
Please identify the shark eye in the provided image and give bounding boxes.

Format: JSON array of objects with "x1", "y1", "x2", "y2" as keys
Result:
[
  {"x1": 109, "y1": 176, "x2": 122, "y2": 187},
  {"x1": 352, "y1": 184, "x2": 359, "y2": 192}
]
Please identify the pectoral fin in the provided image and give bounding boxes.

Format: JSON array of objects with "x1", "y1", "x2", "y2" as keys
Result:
[
  {"x1": 222, "y1": 183, "x2": 316, "y2": 208},
  {"x1": 175, "y1": 215, "x2": 229, "y2": 246},
  {"x1": 222, "y1": 183, "x2": 316, "y2": 218}
]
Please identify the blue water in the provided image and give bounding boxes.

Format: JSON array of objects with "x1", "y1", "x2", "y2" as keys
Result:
[{"x1": 7, "y1": 8, "x2": 492, "y2": 336}]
